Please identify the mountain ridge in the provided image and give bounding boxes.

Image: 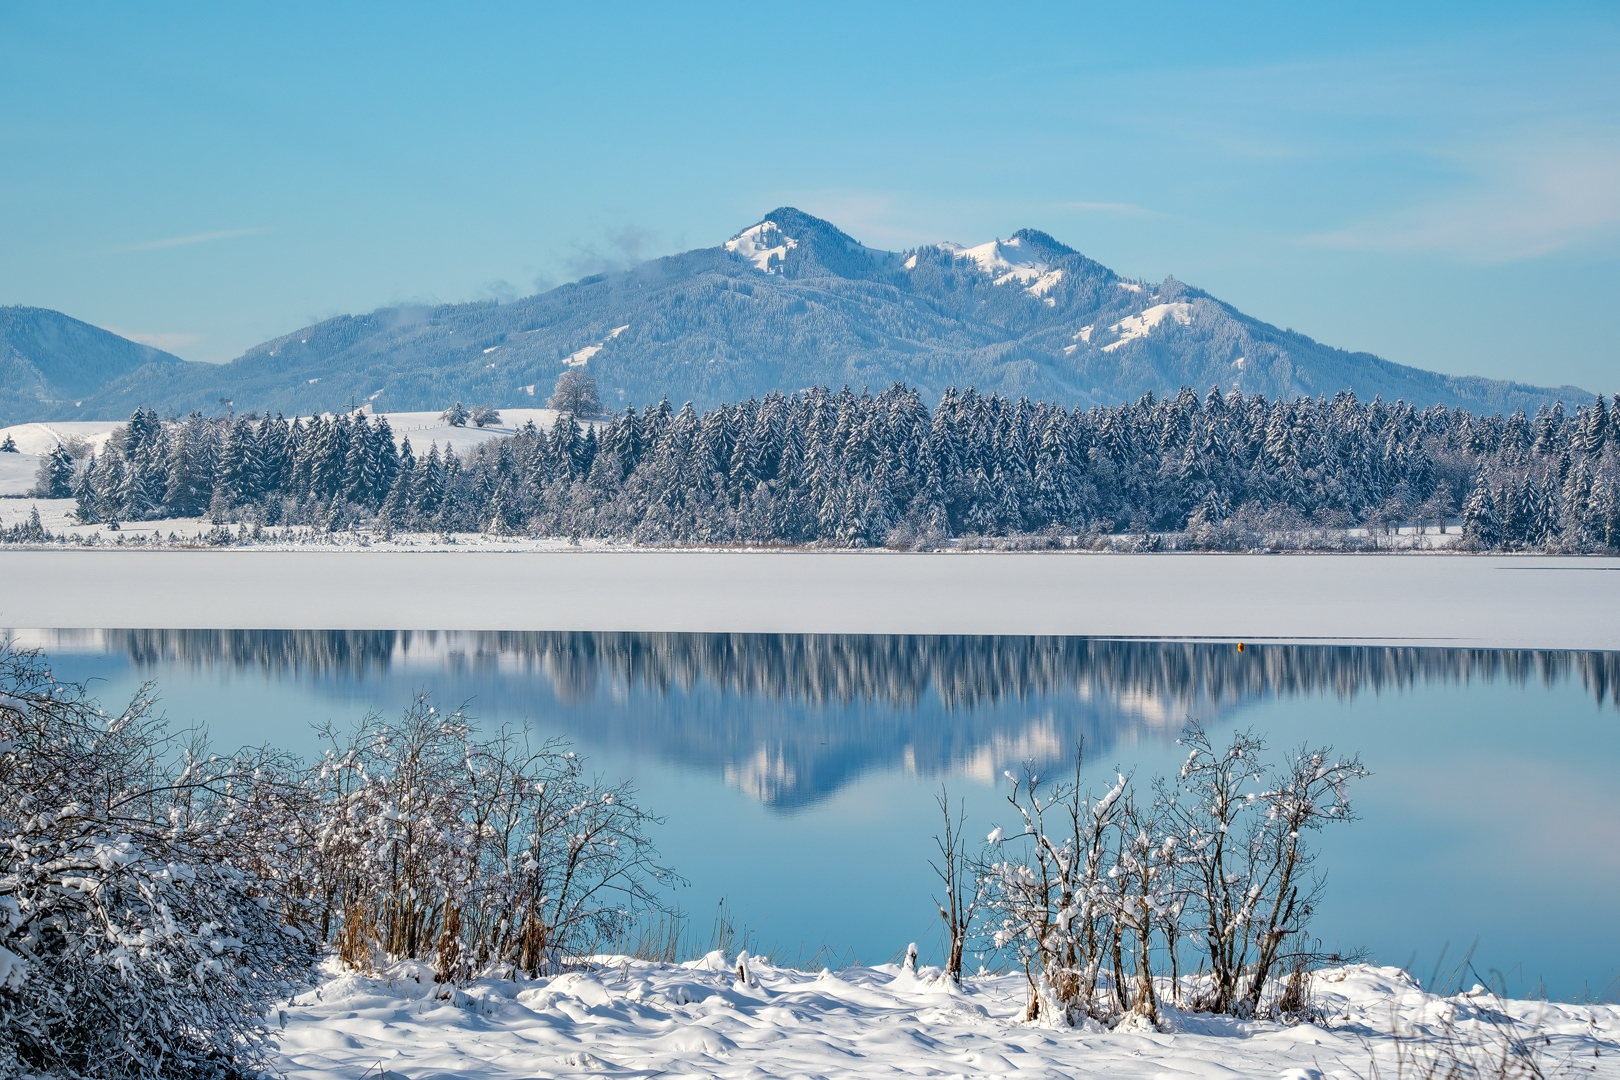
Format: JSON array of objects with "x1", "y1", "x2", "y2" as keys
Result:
[
  {"x1": 8, "y1": 209, "x2": 1594, "y2": 421},
  {"x1": 0, "y1": 307, "x2": 200, "y2": 427}
]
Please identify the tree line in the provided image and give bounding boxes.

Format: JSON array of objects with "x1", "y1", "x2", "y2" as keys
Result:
[{"x1": 30, "y1": 383, "x2": 1620, "y2": 550}]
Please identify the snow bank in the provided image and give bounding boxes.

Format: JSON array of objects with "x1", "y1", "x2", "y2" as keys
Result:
[{"x1": 275, "y1": 958, "x2": 1619, "y2": 1079}]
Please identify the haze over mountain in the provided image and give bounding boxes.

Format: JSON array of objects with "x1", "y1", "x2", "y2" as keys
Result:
[
  {"x1": 7, "y1": 209, "x2": 1591, "y2": 423},
  {"x1": 0, "y1": 307, "x2": 200, "y2": 427}
]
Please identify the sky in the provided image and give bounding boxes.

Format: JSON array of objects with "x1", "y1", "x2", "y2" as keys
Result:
[{"x1": 1, "y1": 1, "x2": 1617, "y2": 393}]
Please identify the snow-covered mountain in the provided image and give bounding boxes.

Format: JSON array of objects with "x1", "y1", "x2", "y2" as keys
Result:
[
  {"x1": 0, "y1": 307, "x2": 200, "y2": 427},
  {"x1": 18, "y1": 209, "x2": 1591, "y2": 420}
]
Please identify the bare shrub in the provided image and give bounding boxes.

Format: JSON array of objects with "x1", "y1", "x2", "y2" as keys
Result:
[
  {"x1": 972, "y1": 725, "x2": 1366, "y2": 1028},
  {"x1": 1158, "y1": 723, "x2": 1366, "y2": 1015},
  {"x1": 305, "y1": 701, "x2": 679, "y2": 981},
  {"x1": 980, "y1": 748, "x2": 1128, "y2": 1024},
  {"x1": 928, "y1": 787, "x2": 982, "y2": 983}
]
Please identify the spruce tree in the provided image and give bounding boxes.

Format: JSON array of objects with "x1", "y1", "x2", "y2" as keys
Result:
[{"x1": 1462, "y1": 481, "x2": 1502, "y2": 548}]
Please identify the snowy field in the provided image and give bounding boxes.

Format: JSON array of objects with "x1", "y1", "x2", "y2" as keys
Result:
[
  {"x1": 0, "y1": 405, "x2": 587, "y2": 498},
  {"x1": 0, "y1": 450, "x2": 42, "y2": 496},
  {"x1": 0, "y1": 547, "x2": 1616, "y2": 649},
  {"x1": 277, "y1": 956, "x2": 1620, "y2": 1080},
  {"x1": 0, "y1": 407, "x2": 587, "y2": 469}
]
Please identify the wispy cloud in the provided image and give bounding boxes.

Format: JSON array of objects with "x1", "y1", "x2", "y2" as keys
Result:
[
  {"x1": 101, "y1": 328, "x2": 201, "y2": 351},
  {"x1": 1305, "y1": 132, "x2": 1620, "y2": 262},
  {"x1": 109, "y1": 227, "x2": 270, "y2": 254},
  {"x1": 559, "y1": 224, "x2": 659, "y2": 278}
]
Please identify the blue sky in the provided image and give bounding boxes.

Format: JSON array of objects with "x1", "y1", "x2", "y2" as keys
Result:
[{"x1": 2, "y1": 1, "x2": 1616, "y2": 392}]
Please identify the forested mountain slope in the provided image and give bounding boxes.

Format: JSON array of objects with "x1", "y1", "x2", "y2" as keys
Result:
[
  {"x1": 30, "y1": 209, "x2": 1592, "y2": 420},
  {"x1": 0, "y1": 307, "x2": 198, "y2": 426}
]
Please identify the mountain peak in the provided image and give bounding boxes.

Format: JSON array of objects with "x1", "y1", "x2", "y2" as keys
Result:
[
  {"x1": 724, "y1": 220, "x2": 797, "y2": 273},
  {"x1": 1008, "y1": 228, "x2": 1076, "y2": 257},
  {"x1": 8, "y1": 210, "x2": 1588, "y2": 424},
  {"x1": 725, "y1": 208, "x2": 888, "y2": 279}
]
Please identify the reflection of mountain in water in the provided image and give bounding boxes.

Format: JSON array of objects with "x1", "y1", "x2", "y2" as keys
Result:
[{"x1": 21, "y1": 630, "x2": 1620, "y2": 810}]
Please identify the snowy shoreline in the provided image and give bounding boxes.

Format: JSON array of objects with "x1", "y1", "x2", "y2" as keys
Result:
[
  {"x1": 276, "y1": 955, "x2": 1620, "y2": 1079},
  {"x1": 0, "y1": 548, "x2": 1616, "y2": 650}
]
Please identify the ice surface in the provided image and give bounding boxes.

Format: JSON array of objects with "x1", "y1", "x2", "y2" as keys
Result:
[
  {"x1": 0, "y1": 548, "x2": 1614, "y2": 650},
  {"x1": 272, "y1": 958, "x2": 1620, "y2": 1079}
]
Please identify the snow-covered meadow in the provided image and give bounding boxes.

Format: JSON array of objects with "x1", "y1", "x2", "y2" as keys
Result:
[
  {"x1": 278, "y1": 956, "x2": 1619, "y2": 1079},
  {"x1": 0, "y1": 407, "x2": 586, "y2": 499}
]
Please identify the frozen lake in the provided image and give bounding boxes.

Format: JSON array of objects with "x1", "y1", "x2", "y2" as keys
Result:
[
  {"x1": 9, "y1": 627, "x2": 1618, "y2": 1001},
  {"x1": 1, "y1": 550, "x2": 1619, "y2": 648}
]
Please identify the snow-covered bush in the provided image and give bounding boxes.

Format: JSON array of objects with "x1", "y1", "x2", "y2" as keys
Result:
[
  {"x1": 0, "y1": 647, "x2": 314, "y2": 1078},
  {"x1": 1158, "y1": 723, "x2": 1366, "y2": 1016},
  {"x1": 303, "y1": 701, "x2": 677, "y2": 982},
  {"x1": 981, "y1": 753, "x2": 1128, "y2": 1025},
  {"x1": 979, "y1": 727, "x2": 1366, "y2": 1027}
]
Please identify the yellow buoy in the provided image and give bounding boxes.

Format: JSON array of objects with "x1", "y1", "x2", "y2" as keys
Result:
[{"x1": 1237, "y1": 641, "x2": 1245, "y2": 652}]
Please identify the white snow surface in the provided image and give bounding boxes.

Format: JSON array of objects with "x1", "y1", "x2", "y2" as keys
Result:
[
  {"x1": 1100, "y1": 302, "x2": 1195, "y2": 352},
  {"x1": 0, "y1": 421, "x2": 119, "y2": 457},
  {"x1": 375, "y1": 408, "x2": 591, "y2": 452},
  {"x1": 274, "y1": 957, "x2": 1619, "y2": 1080},
  {"x1": 939, "y1": 237, "x2": 1063, "y2": 301},
  {"x1": 726, "y1": 221, "x2": 798, "y2": 273},
  {"x1": 563, "y1": 325, "x2": 630, "y2": 367},
  {"x1": 0, "y1": 452, "x2": 42, "y2": 497},
  {"x1": 1064, "y1": 325, "x2": 1097, "y2": 355},
  {"x1": 0, "y1": 408, "x2": 591, "y2": 467}
]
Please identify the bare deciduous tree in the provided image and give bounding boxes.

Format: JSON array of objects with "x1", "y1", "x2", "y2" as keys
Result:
[{"x1": 928, "y1": 787, "x2": 981, "y2": 983}]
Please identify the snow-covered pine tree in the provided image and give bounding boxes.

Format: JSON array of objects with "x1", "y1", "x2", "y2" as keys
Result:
[
  {"x1": 32, "y1": 445, "x2": 74, "y2": 499},
  {"x1": 1462, "y1": 480, "x2": 1503, "y2": 548}
]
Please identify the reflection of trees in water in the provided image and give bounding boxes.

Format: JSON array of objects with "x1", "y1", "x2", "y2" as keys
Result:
[
  {"x1": 118, "y1": 628, "x2": 406, "y2": 681},
  {"x1": 114, "y1": 629, "x2": 1620, "y2": 710},
  {"x1": 104, "y1": 630, "x2": 1619, "y2": 810}
]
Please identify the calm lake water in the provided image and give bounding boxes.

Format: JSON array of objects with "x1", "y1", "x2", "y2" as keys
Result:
[{"x1": 8, "y1": 629, "x2": 1619, "y2": 1001}]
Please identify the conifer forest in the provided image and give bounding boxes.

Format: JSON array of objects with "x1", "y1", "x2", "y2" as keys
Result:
[{"x1": 36, "y1": 384, "x2": 1620, "y2": 552}]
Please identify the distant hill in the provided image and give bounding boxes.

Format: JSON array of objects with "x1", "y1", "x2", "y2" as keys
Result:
[
  {"x1": 0, "y1": 307, "x2": 200, "y2": 427},
  {"x1": 19, "y1": 210, "x2": 1594, "y2": 420}
]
